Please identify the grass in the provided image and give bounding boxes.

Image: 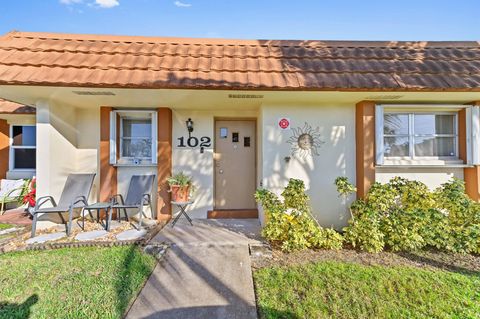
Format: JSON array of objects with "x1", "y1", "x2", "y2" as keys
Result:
[
  {"x1": 254, "y1": 260, "x2": 480, "y2": 319},
  {"x1": 0, "y1": 245, "x2": 156, "y2": 319},
  {"x1": 0, "y1": 224, "x2": 16, "y2": 241},
  {"x1": 0, "y1": 223, "x2": 14, "y2": 231}
]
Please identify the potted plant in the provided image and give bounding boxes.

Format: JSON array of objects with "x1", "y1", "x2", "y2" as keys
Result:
[{"x1": 167, "y1": 172, "x2": 194, "y2": 202}]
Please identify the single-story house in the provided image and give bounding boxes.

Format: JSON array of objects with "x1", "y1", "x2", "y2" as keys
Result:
[{"x1": 1, "y1": 31, "x2": 480, "y2": 228}]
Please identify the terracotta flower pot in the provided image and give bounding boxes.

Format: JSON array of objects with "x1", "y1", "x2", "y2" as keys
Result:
[{"x1": 170, "y1": 185, "x2": 190, "y2": 202}]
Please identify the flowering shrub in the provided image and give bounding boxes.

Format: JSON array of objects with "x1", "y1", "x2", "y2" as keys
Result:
[
  {"x1": 22, "y1": 178, "x2": 36, "y2": 207},
  {"x1": 337, "y1": 176, "x2": 480, "y2": 254},
  {"x1": 255, "y1": 179, "x2": 343, "y2": 252}
]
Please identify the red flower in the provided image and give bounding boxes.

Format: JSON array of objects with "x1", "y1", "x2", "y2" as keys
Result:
[{"x1": 23, "y1": 178, "x2": 36, "y2": 207}]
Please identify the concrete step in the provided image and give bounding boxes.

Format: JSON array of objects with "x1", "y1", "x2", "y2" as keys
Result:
[{"x1": 207, "y1": 209, "x2": 258, "y2": 219}]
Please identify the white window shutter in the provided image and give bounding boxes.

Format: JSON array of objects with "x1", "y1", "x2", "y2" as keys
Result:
[
  {"x1": 465, "y1": 106, "x2": 473, "y2": 165},
  {"x1": 151, "y1": 111, "x2": 158, "y2": 164},
  {"x1": 375, "y1": 105, "x2": 384, "y2": 165},
  {"x1": 109, "y1": 111, "x2": 117, "y2": 164},
  {"x1": 471, "y1": 106, "x2": 480, "y2": 165}
]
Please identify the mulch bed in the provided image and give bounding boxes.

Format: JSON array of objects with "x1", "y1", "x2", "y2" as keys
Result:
[
  {"x1": 0, "y1": 208, "x2": 32, "y2": 226},
  {"x1": 252, "y1": 248, "x2": 480, "y2": 274},
  {"x1": 0, "y1": 219, "x2": 167, "y2": 254}
]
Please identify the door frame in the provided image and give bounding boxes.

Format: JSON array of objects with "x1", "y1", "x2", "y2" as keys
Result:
[{"x1": 213, "y1": 117, "x2": 257, "y2": 210}]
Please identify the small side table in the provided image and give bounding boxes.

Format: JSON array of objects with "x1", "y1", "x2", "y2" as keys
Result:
[
  {"x1": 170, "y1": 201, "x2": 194, "y2": 228},
  {"x1": 83, "y1": 202, "x2": 112, "y2": 231}
]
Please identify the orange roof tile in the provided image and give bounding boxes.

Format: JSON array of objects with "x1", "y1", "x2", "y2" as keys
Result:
[
  {"x1": 0, "y1": 31, "x2": 480, "y2": 90},
  {"x1": 0, "y1": 98, "x2": 35, "y2": 114}
]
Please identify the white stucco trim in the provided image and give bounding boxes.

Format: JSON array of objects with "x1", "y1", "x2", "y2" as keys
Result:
[
  {"x1": 471, "y1": 105, "x2": 480, "y2": 165},
  {"x1": 466, "y1": 106, "x2": 473, "y2": 165},
  {"x1": 109, "y1": 111, "x2": 116, "y2": 164},
  {"x1": 151, "y1": 112, "x2": 158, "y2": 164}
]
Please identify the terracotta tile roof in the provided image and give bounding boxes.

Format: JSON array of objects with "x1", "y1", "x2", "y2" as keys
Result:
[
  {"x1": 0, "y1": 98, "x2": 35, "y2": 114},
  {"x1": 0, "y1": 31, "x2": 480, "y2": 91}
]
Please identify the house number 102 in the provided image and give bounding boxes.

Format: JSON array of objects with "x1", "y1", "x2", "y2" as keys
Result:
[{"x1": 177, "y1": 136, "x2": 212, "y2": 153}]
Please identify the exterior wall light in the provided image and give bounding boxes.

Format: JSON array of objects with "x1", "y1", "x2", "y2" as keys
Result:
[{"x1": 186, "y1": 118, "x2": 194, "y2": 135}]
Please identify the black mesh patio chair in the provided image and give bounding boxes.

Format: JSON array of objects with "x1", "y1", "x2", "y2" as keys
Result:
[
  {"x1": 110, "y1": 174, "x2": 155, "y2": 229},
  {"x1": 31, "y1": 173, "x2": 96, "y2": 238}
]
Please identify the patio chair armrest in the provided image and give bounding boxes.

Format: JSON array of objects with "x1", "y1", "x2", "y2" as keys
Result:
[
  {"x1": 70, "y1": 195, "x2": 89, "y2": 208},
  {"x1": 4, "y1": 186, "x2": 25, "y2": 199},
  {"x1": 35, "y1": 196, "x2": 57, "y2": 211},
  {"x1": 110, "y1": 194, "x2": 125, "y2": 205}
]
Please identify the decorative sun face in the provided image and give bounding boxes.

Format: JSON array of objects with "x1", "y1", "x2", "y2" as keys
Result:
[{"x1": 287, "y1": 122, "x2": 324, "y2": 158}]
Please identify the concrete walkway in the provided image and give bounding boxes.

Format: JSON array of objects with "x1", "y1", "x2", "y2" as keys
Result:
[{"x1": 126, "y1": 219, "x2": 263, "y2": 319}]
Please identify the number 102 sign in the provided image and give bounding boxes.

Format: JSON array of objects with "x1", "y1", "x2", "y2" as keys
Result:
[{"x1": 177, "y1": 136, "x2": 212, "y2": 153}]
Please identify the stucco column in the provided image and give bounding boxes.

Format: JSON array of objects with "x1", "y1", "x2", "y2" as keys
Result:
[
  {"x1": 35, "y1": 100, "x2": 78, "y2": 200},
  {"x1": 35, "y1": 100, "x2": 52, "y2": 199},
  {"x1": 355, "y1": 100, "x2": 376, "y2": 198},
  {"x1": 0, "y1": 119, "x2": 9, "y2": 179},
  {"x1": 157, "y1": 108, "x2": 172, "y2": 220},
  {"x1": 463, "y1": 102, "x2": 480, "y2": 201},
  {"x1": 99, "y1": 106, "x2": 117, "y2": 202}
]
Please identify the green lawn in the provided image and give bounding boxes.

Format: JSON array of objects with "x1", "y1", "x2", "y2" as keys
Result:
[
  {"x1": 0, "y1": 224, "x2": 16, "y2": 241},
  {"x1": 0, "y1": 246, "x2": 156, "y2": 319},
  {"x1": 0, "y1": 223, "x2": 14, "y2": 231},
  {"x1": 254, "y1": 260, "x2": 480, "y2": 319}
]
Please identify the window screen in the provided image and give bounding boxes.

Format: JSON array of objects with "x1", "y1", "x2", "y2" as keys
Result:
[{"x1": 121, "y1": 118, "x2": 152, "y2": 158}]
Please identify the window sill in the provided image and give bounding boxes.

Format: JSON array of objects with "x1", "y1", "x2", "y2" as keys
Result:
[
  {"x1": 113, "y1": 163, "x2": 158, "y2": 167},
  {"x1": 377, "y1": 158, "x2": 472, "y2": 168},
  {"x1": 377, "y1": 164, "x2": 472, "y2": 169},
  {"x1": 6, "y1": 170, "x2": 35, "y2": 179}
]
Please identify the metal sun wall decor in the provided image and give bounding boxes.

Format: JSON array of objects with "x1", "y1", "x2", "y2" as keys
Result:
[{"x1": 287, "y1": 122, "x2": 325, "y2": 158}]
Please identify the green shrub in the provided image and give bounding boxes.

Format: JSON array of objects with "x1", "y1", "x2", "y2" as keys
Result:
[
  {"x1": 343, "y1": 212, "x2": 384, "y2": 253},
  {"x1": 338, "y1": 176, "x2": 480, "y2": 254},
  {"x1": 334, "y1": 176, "x2": 357, "y2": 197},
  {"x1": 256, "y1": 179, "x2": 343, "y2": 252},
  {"x1": 365, "y1": 182, "x2": 398, "y2": 213},
  {"x1": 380, "y1": 209, "x2": 425, "y2": 252},
  {"x1": 420, "y1": 209, "x2": 452, "y2": 250}
]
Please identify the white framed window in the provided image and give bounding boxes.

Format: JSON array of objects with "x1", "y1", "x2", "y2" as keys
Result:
[
  {"x1": 383, "y1": 112, "x2": 457, "y2": 159},
  {"x1": 376, "y1": 105, "x2": 480, "y2": 166},
  {"x1": 9, "y1": 125, "x2": 36, "y2": 171},
  {"x1": 110, "y1": 110, "x2": 157, "y2": 165}
]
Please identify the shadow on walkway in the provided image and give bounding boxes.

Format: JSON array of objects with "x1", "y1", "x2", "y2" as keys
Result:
[
  {"x1": 127, "y1": 220, "x2": 260, "y2": 319},
  {"x1": 139, "y1": 305, "x2": 299, "y2": 319}
]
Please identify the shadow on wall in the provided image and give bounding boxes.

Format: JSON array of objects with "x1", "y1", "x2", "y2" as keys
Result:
[
  {"x1": 173, "y1": 149, "x2": 214, "y2": 218},
  {"x1": 263, "y1": 115, "x2": 353, "y2": 229},
  {"x1": 36, "y1": 102, "x2": 98, "y2": 201},
  {"x1": 36, "y1": 122, "x2": 98, "y2": 201},
  {"x1": 0, "y1": 294, "x2": 39, "y2": 319}
]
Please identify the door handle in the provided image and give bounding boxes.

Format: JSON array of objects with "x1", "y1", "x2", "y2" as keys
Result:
[{"x1": 218, "y1": 169, "x2": 224, "y2": 174}]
